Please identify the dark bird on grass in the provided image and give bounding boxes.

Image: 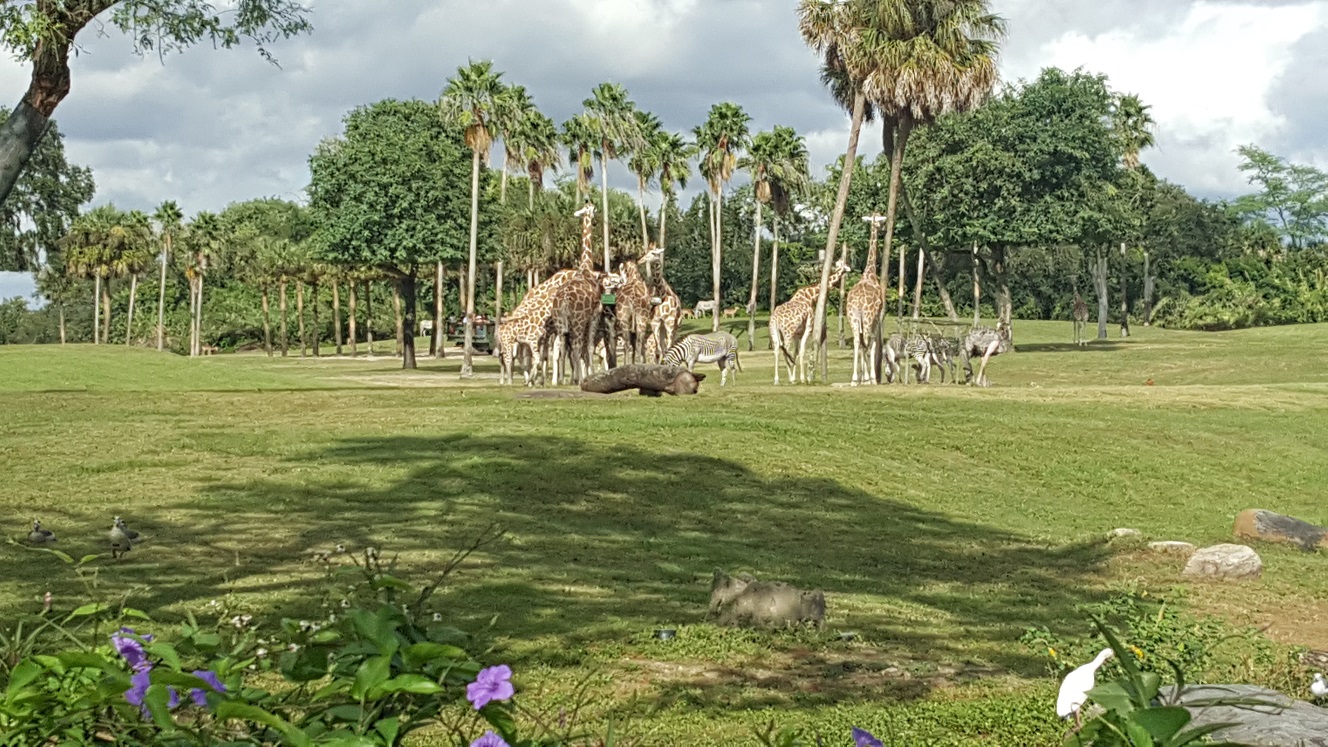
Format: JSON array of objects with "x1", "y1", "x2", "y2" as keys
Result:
[
  {"x1": 28, "y1": 520, "x2": 56, "y2": 545},
  {"x1": 110, "y1": 516, "x2": 141, "y2": 559}
]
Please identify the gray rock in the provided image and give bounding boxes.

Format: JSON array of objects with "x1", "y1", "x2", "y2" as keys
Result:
[
  {"x1": 1182, "y1": 543, "x2": 1263, "y2": 581},
  {"x1": 1110, "y1": 528, "x2": 1143, "y2": 539},
  {"x1": 1159, "y1": 684, "x2": 1328, "y2": 746},
  {"x1": 1148, "y1": 540, "x2": 1197, "y2": 556},
  {"x1": 1234, "y1": 509, "x2": 1327, "y2": 552},
  {"x1": 708, "y1": 569, "x2": 825, "y2": 629}
]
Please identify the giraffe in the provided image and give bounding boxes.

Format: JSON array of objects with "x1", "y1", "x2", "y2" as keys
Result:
[
  {"x1": 770, "y1": 260, "x2": 851, "y2": 385},
  {"x1": 1072, "y1": 289, "x2": 1089, "y2": 346},
  {"x1": 642, "y1": 246, "x2": 682, "y2": 363},
  {"x1": 547, "y1": 202, "x2": 605, "y2": 385},
  {"x1": 846, "y1": 236, "x2": 885, "y2": 386},
  {"x1": 613, "y1": 246, "x2": 662, "y2": 365}
]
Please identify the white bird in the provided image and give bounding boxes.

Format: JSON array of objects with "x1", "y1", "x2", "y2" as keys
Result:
[
  {"x1": 1057, "y1": 648, "x2": 1115, "y2": 726},
  {"x1": 27, "y1": 519, "x2": 56, "y2": 545},
  {"x1": 110, "y1": 516, "x2": 141, "y2": 559},
  {"x1": 1311, "y1": 673, "x2": 1328, "y2": 700}
]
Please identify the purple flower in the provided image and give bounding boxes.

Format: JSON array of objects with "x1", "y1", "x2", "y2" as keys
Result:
[
  {"x1": 111, "y1": 628, "x2": 151, "y2": 673},
  {"x1": 465, "y1": 665, "x2": 514, "y2": 710},
  {"x1": 188, "y1": 669, "x2": 227, "y2": 707},
  {"x1": 124, "y1": 670, "x2": 151, "y2": 708},
  {"x1": 852, "y1": 727, "x2": 883, "y2": 747},
  {"x1": 167, "y1": 687, "x2": 180, "y2": 709},
  {"x1": 469, "y1": 731, "x2": 510, "y2": 747}
]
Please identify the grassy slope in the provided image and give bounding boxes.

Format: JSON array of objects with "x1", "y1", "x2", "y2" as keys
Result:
[{"x1": 2, "y1": 320, "x2": 1327, "y2": 744}]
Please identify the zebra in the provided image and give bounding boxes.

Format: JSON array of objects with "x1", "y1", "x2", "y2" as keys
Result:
[
  {"x1": 925, "y1": 334, "x2": 959, "y2": 384},
  {"x1": 663, "y1": 331, "x2": 742, "y2": 386},
  {"x1": 884, "y1": 332, "x2": 932, "y2": 384}
]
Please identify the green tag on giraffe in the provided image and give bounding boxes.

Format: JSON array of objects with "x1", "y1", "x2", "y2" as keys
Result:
[{"x1": 601, "y1": 294, "x2": 617, "y2": 305}]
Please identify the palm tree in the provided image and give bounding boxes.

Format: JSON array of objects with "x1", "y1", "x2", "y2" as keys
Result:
[
  {"x1": 153, "y1": 201, "x2": 183, "y2": 351},
  {"x1": 628, "y1": 110, "x2": 663, "y2": 250},
  {"x1": 115, "y1": 210, "x2": 154, "y2": 346},
  {"x1": 765, "y1": 129, "x2": 811, "y2": 336},
  {"x1": 798, "y1": 0, "x2": 875, "y2": 380},
  {"x1": 440, "y1": 59, "x2": 505, "y2": 378},
  {"x1": 562, "y1": 114, "x2": 598, "y2": 206},
  {"x1": 1112, "y1": 92, "x2": 1156, "y2": 336},
  {"x1": 511, "y1": 109, "x2": 562, "y2": 208},
  {"x1": 694, "y1": 102, "x2": 751, "y2": 331},
  {"x1": 61, "y1": 208, "x2": 116, "y2": 344},
  {"x1": 583, "y1": 82, "x2": 642, "y2": 270},
  {"x1": 651, "y1": 129, "x2": 695, "y2": 258},
  {"x1": 184, "y1": 211, "x2": 224, "y2": 357},
  {"x1": 493, "y1": 84, "x2": 535, "y2": 204},
  {"x1": 740, "y1": 126, "x2": 811, "y2": 350}
]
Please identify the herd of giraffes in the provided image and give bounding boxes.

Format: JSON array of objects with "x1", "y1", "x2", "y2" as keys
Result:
[{"x1": 495, "y1": 202, "x2": 1012, "y2": 388}]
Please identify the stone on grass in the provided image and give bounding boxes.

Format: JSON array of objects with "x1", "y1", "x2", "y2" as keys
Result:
[
  {"x1": 1159, "y1": 684, "x2": 1328, "y2": 746},
  {"x1": 1182, "y1": 544, "x2": 1262, "y2": 581},
  {"x1": 708, "y1": 569, "x2": 825, "y2": 629},
  {"x1": 1109, "y1": 528, "x2": 1143, "y2": 539},
  {"x1": 1233, "y1": 509, "x2": 1327, "y2": 552},
  {"x1": 1148, "y1": 541, "x2": 1196, "y2": 556}
]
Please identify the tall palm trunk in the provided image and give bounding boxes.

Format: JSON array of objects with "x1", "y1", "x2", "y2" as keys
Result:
[
  {"x1": 279, "y1": 280, "x2": 289, "y2": 357},
  {"x1": 156, "y1": 241, "x2": 169, "y2": 351},
  {"x1": 102, "y1": 278, "x2": 112, "y2": 345},
  {"x1": 746, "y1": 198, "x2": 763, "y2": 351},
  {"x1": 262, "y1": 287, "x2": 272, "y2": 357},
  {"x1": 600, "y1": 150, "x2": 612, "y2": 271},
  {"x1": 836, "y1": 242, "x2": 849, "y2": 348},
  {"x1": 348, "y1": 281, "x2": 358, "y2": 356},
  {"x1": 902, "y1": 185, "x2": 958, "y2": 320},
  {"x1": 768, "y1": 215, "x2": 780, "y2": 350},
  {"x1": 92, "y1": 274, "x2": 101, "y2": 344},
  {"x1": 884, "y1": 116, "x2": 915, "y2": 321},
  {"x1": 1093, "y1": 247, "x2": 1109, "y2": 339},
  {"x1": 125, "y1": 274, "x2": 138, "y2": 345},
  {"x1": 433, "y1": 262, "x2": 445, "y2": 359},
  {"x1": 972, "y1": 243, "x2": 981, "y2": 325},
  {"x1": 58, "y1": 304, "x2": 65, "y2": 344},
  {"x1": 393, "y1": 281, "x2": 404, "y2": 357},
  {"x1": 196, "y1": 273, "x2": 206, "y2": 355},
  {"x1": 311, "y1": 280, "x2": 321, "y2": 357},
  {"x1": 297, "y1": 281, "x2": 307, "y2": 357},
  {"x1": 1119, "y1": 242, "x2": 1130, "y2": 337},
  {"x1": 710, "y1": 183, "x2": 723, "y2": 332},
  {"x1": 462, "y1": 149, "x2": 480, "y2": 377},
  {"x1": 637, "y1": 175, "x2": 650, "y2": 249},
  {"x1": 332, "y1": 281, "x2": 342, "y2": 355},
  {"x1": 499, "y1": 151, "x2": 509, "y2": 204},
  {"x1": 658, "y1": 193, "x2": 671, "y2": 251},
  {"x1": 187, "y1": 276, "x2": 196, "y2": 355},
  {"x1": 1142, "y1": 250, "x2": 1154, "y2": 326},
  {"x1": 911, "y1": 245, "x2": 926, "y2": 320},
  {"x1": 495, "y1": 260, "x2": 504, "y2": 321},
  {"x1": 812, "y1": 90, "x2": 867, "y2": 383}
]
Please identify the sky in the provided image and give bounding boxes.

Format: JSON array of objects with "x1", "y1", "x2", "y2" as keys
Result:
[{"x1": 3, "y1": 0, "x2": 1327, "y2": 301}]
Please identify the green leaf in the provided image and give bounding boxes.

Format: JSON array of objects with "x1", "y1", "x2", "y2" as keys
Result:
[
  {"x1": 143, "y1": 683, "x2": 175, "y2": 731},
  {"x1": 379, "y1": 674, "x2": 443, "y2": 694},
  {"x1": 1169, "y1": 721, "x2": 1244, "y2": 746},
  {"x1": 67, "y1": 602, "x2": 109, "y2": 619},
  {"x1": 120, "y1": 608, "x2": 152, "y2": 620},
  {"x1": 352, "y1": 655, "x2": 392, "y2": 699},
  {"x1": 5, "y1": 659, "x2": 43, "y2": 703},
  {"x1": 280, "y1": 645, "x2": 330, "y2": 682},
  {"x1": 78, "y1": 554, "x2": 101, "y2": 565},
  {"x1": 324, "y1": 704, "x2": 364, "y2": 722},
  {"x1": 375, "y1": 716, "x2": 401, "y2": 745},
  {"x1": 55, "y1": 651, "x2": 114, "y2": 671},
  {"x1": 402, "y1": 642, "x2": 467, "y2": 670},
  {"x1": 216, "y1": 701, "x2": 313, "y2": 747},
  {"x1": 1086, "y1": 681, "x2": 1135, "y2": 714},
  {"x1": 146, "y1": 641, "x2": 183, "y2": 671},
  {"x1": 1132, "y1": 706, "x2": 1190, "y2": 739},
  {"x1": 481, "y1": 703, "x2": 519, "y2": 743}
]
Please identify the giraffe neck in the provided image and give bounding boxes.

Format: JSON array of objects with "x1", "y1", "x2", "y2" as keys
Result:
[
  {"x1": 578, "y1": 216, "x2": 595, "y2": 272},
  {"x1": 863, "y1": 242, "x2": 879, "y2": 281},
  {"x1": 828, "y1": 266, "x2": 848, "y2": 287}
]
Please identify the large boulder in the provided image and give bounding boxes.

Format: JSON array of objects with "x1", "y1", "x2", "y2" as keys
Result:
[
  {"x1": 1182, "y1": 544, "x2": 1263, "y2": 581},
  {"x1": 708, "y1": 569, "x2": 825, "y2": 629},
  {"x1": 1148, "y1": 541, "x2": 1197, "y2": 557},
  {"x1": 1159, "y1": 684, "x2": 1328, "y2": 746},
  {"x1": 1234, "y1": 509, "x2": 1327, "y2": 552}
]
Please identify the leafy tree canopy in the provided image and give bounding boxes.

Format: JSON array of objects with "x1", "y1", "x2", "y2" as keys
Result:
[
  {"x1": 1229, "y1": 144, "x2": 1328, "y2": 250},
  {"x1": 0, "y1": 107, "x2": 93, "y2": 271}
]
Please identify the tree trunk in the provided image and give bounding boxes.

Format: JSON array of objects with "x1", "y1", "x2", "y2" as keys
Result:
[
  {"x1": 580, "y1": 364, "x2": 705, "y2": 395},
  {"x1": 297, "y1": 280, "x2": 307, "y2": 357},
  {"x1": 768, "y1": 215, "x2": 780, "y2": 350},
  {"x1": 911, "y1": 244, "x2": 926, "y2": 320},
  {"x1": 881, "y1": 116, "x2": 914, "y2": 322},
  {"x1": 638, "y1": 175, "x2": 650, "y2": 250},
  {"x1": 972, "y1": 243, "x2": 981, "y2": 325},
  {"x1": 900, "y1": 182, "x2": 957, "y2": 321},
  {"x1": 279, "y1": 280, "x2": 289, "y2": 357},
  {"x1": 462, "y1": 149, "x2": 480, "y2": 377},
  {"x1": 311, "y1": 280, "x2": 321, "y2": 357},
  {"x1": 392, "y1": 281, "x2": 403, "y2": 356},
  {"x1": 156, "y1": 240, "x2": 169, "y2": 351},
  {"x1": 366, "y1": 281, "x2": 375, "y2": 355},
  {"x1": 496, "y1": 259, "x2": 504, "y2": 322},
  {"x1": 658, "y1": 194, "x2": 670, "y2": 253},
  {"x1": 400, "y1": 271, "x2": 418, "y2": 370},
  {"x1": 499, "y1": 152, "x2": 509, "y2": 205},
  {"x1": 197, "y1": 273, "x2": 207, "y2": 355},
  {"x1": 1093, "y1": 247, "x2": 1109, "y2": 340},
  {"x1": 433, "y1": 262, "x2": 445, "y2": 359},
  {"x1": 262, "y1": 287, "x2": 272, "y2": 357},
  {"x1": 747, "y1": 198, "x2": 763, "y2": 351},
  {"x1": 836, "y1": 242, "x2": 849, "y2": 348},
  {"x1": 1142, "y1": 250, "x2": 1154, "y2": 326},
  {"x1": 102, "y1": 277, "x2": 112, "y2": 344},
  {"x1": 92, "y1": 274, "x2": 101, "y2": 344},
  {"x1": 812, "y1": 89, "x2": 867, "y2": 383},
  {"x1": 187, "y1": 276, "x2": 196, "y2": 355},
  {"x1": 1119, "y1": 241, "x2": 1130, "y2": 337},
  {"x1": 58, "y1": 303, "x2": 65, "y2": 344},
  {"x1": 600, "y1": 150, "x2": 612, "y2": 271},
  {"x1": 332, "y1": 281, "x2": 342, "y2": 355},
  {"x1": 348, "y1": 281, "x2": 358, "y2": 357},
  {"x1": 125, "y1": 274, "x2": 138, "y2": 345},
  {"x1": 992, "y1": 245, "x2": 1013, "y2": 332}
]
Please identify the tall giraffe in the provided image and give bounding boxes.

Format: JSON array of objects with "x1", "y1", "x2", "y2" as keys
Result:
[
  {"x1": 770, "y1": 259, "x2": 851, "y2": 385},
  {"x1": 642, "y1": 246, "x2": 681, "y2": 363},
  {"x1": 1072, "y1": 289, "x2": 1089, "y2": 346},
  {"x1": 613, "y1": 246, "x2": 662, "y2": 365},
  {"x1": 548, "y1": 203, "x2": 606, "y2": 384},
  {"x1": 846, "y1": 220, "x2": 886, "y2": 385}
]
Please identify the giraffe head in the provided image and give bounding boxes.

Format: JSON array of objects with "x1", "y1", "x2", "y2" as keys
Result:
[
  {"x1": 639, "y1": 244, "x2": 665, "y2": 265},
  {"x1": 601, "y1": 270, "x2": 628, "y2": 294},
  {"x1": 574, "y1": 202, "x2": 595, "y2": 219}
]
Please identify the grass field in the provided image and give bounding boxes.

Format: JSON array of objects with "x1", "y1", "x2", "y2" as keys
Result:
[{"x1": 2, "y1": 318, "x2": 1327, "y2": 744}]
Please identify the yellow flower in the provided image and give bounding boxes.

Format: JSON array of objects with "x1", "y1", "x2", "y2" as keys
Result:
[
  {"x1": 1048, "y1": 647, "x2": 1058, "y2": 658},
  {"x1": 1130, "y1": 646, "x2": 1145, "y2": 659}
]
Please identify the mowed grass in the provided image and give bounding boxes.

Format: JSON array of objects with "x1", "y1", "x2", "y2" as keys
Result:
[{"x1": 2, "y1": 319, "x2": 1328, "y2": 744}]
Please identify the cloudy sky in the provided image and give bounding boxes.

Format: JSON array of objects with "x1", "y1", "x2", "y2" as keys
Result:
[{"x1": 3, "y1": 0, "x2": 1326, "y2": 300}]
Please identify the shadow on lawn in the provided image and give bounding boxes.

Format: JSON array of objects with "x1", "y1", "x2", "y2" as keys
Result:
[{"x1": 2, "y1": 432, "x2": 1109, "y2": 708}]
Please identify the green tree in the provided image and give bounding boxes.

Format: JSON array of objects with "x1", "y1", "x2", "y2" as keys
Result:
[
  {"x1": 152, "y1": 200, "x2": 183, "y2": 351},
  {"x1": 308, "y1": 99, "x2": 475, "y2": 370},
  {"x1": 583, "y1": 82, "x2": 641, "y2": 271},
  {"x1": 0, "y1": 108, "x2": 94, "y2": 272},
  {"x1": 493, "y1": 84, "x2": 535, "y2": 205},
  {"x1": 650, "y1": 129, "x2": 695, "y2": 258},
  {"x1": 509, "y1": 108, "x2": 561, "y2": 209},
  {"x1": 562, "y1": 114, "x2": 598, "y2": 204},
  {"x1": 0, "y1": 0, "x2": 309, "y2": 205},
  {"x1": 61, "y1": 206, "x2": 116, "y2": 343},
  {"x1": 1230, "y1": 145, "x2": 1328, "y2": 251},
  {"x1": 115, "y1": 210, "x2": 153, "y2": 345},
  {"x1": 440, "y1": 60, "x2": 505, "y2": 377},
  {"x1": 183, "y1": 211, "x2": 224, "y2": 356},
  {"x1": 740, "y1": 125, "x2": 810, "y2": 348},
  {"x1": 694, "y1": 102, "x2": 750, "y2": 331},
  {"x1": 628, "y1": 109, "x2": 663, "y2": 250}
]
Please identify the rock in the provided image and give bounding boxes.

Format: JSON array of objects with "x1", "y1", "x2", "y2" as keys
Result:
[
  {"x1": 1148, "y1": 541, "x2": 1197, "y2": 556},
  {"x1": 708, "y1": 569, "x2": 825, "y2": 629},
  {"x1": 1109, "y1": 528, "x2": 1143, "y2": 539},
  {"x1": 1159, "y1": 684, "x2": 1328, "y2": 746},
  {"x1": 1182, "y1": 543, "x2": 1263, "y2": 581},
  {"x1": 1234, "y1": 509, "x2": 1327, "y2": 552}
]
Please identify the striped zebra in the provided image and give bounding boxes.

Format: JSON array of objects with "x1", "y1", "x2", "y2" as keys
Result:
[
  {"x1": 663, "y1": 331, "x2": 742, "y2": 386},
  {"x1": 884, "y1": 332, "x2": 930, "y2": 384}
]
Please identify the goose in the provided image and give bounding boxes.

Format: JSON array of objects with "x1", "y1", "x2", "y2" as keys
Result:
[
  {"x1": 110, "y1": 516, "x2": 140, "y2": 559},
  {"x1": 27, "y1": 519, "x2": 56, "y2": 545}
]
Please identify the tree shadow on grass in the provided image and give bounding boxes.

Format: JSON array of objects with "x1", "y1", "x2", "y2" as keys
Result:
[
  {"x1": 1016, "y1": 341, "x2": 1130, "y2": 353},
  {"x1": 2, "y1": 432, "x2": 1109, "y2": 708}
]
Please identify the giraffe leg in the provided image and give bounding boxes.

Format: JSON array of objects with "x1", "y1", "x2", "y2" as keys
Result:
[
  {"x1": 850, "y1": 330, "x2": 861, "y2": 386},
  {"x1": 977, "y1": 340, "x2": 998, "y2": 387},
  {"x1": 772, "y1": 326, "x2": 781, "y2": 385}
]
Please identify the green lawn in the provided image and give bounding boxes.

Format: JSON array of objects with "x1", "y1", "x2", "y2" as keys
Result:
[{"x1": 2, "y1": 320, "x2": 1327, "y2": 744}]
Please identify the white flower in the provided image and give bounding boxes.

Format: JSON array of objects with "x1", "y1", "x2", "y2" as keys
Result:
[
  {"x1": 432, "y1": 613, "x2": 442, "y2": 622},
  {"x1": 255, "y1": 648, "x2": 268, "y2": 658}
]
